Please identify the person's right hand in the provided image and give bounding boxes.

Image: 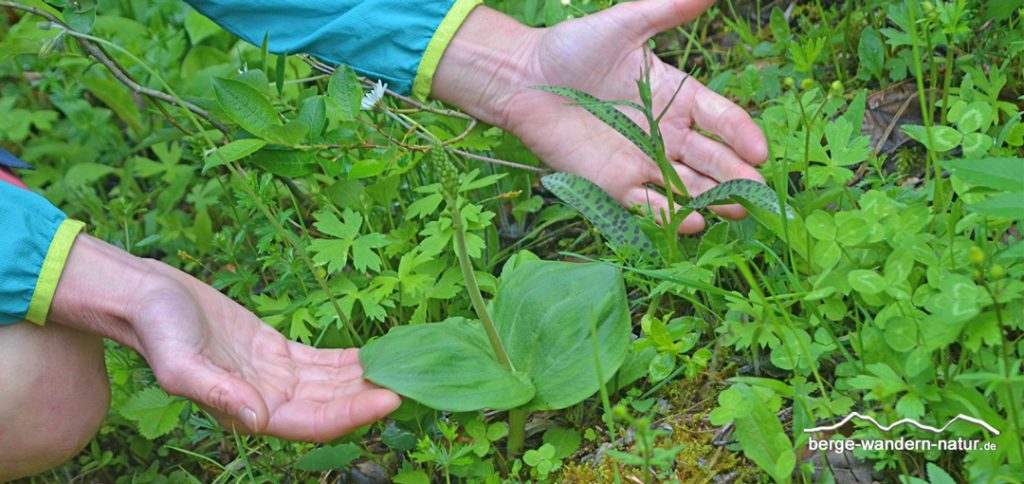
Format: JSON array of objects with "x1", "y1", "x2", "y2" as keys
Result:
[
  {"x1": 51, "y1": 235, "x2": 400, "y2": 441},
  {"x1": 434, "y1": 1, "x2": 768, "y2": 234}
]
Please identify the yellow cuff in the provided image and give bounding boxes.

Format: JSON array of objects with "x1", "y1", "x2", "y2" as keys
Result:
[
  {"x1": 26, "y1": 219, "x2": 85, "y2": 325},
  {"x1": 412, "y1": 0, "x2": 484, "y2": 102}
]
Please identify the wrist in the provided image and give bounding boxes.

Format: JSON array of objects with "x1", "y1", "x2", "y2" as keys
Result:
[
  {"x1": 47, "y1": 235, "x2": 161, "y2": 351},
  {"x1": 431, "y1": 6, "x2": 542, "y2": 127}
]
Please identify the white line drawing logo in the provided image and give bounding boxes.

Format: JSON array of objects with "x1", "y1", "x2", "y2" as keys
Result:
[{"x1": 804, "y1": 412, "x2": 1000, "y2": 436}]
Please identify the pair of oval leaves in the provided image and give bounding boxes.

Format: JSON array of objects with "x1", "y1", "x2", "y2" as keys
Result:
[{"x1": 359, "y1": 259, "x2": 630, "y2": 412}]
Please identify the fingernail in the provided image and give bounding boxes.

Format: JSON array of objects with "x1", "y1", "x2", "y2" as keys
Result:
[{"x1": 240, "y1": 407, "x2": 258, "y2": 431}]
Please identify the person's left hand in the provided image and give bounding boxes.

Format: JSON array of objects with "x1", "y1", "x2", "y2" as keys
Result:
[{"x1": 121, "y1": 258, "x2": 401, "y2": 440}]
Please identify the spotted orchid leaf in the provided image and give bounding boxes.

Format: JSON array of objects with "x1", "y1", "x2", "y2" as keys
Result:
[
  {"x1": 533, "y1": 86, "x2": 655, "y2": 160},
  {"x1": 542, "y1": 172, "x2": 657, "y2": 258}
]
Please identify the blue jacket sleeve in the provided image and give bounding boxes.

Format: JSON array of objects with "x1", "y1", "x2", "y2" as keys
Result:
[
  {"x1": 184, "y1": 0, "x2": 482, "y2": 99},
  {"x1": 0, "y1": 181, "x2": 84, "y2": 325}
]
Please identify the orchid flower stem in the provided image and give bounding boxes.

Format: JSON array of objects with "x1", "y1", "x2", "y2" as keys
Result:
[
  {"x1": 448, "y1": 197, "x2": 513, "y2": 370},
  {"x1": 447, "y1": 195, "x2": 526, "y2": 457}
]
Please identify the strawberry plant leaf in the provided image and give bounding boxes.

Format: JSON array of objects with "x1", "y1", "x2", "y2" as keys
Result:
[
  {"x1": 541, "y1": 172, "x2": 657, "y2": 258},
  {"x1": 120, "y1": 387, "x2": 187, "y2": 440},
  {"x1": 533, "y1": 86, "x2": 654, "y2": 159}
]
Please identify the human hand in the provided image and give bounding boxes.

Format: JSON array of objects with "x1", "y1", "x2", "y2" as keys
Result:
[
  {"x1": 434, "y1": 1, "x2": 768, "y2": 233},
  {"x1": 50, "y1": 235, "x2": 400, "y2": 441}
]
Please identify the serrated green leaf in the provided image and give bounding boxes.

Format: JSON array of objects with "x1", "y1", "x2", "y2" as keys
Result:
[
  {"x1": 533, "y1": 86, "x2": 654, "y2": 159},
  {"x1": 120, "y1": 387, "x2": 187, "y2": 440},
  {"x1": 686, "y1": 179, "x2": 786, "y2": 215},
  {"x1": 213, "y1": 77, "x2": 281, "y2": 139},
  {"x1": 541, "y1": 172, "x2": 656, "y2": 258}
]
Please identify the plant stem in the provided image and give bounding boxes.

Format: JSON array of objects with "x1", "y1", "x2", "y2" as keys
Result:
[
  {"x1": 507, "y1": 408, "x2": 527, "y2": 456},
  {"x1": 449, "y1": 197, "x2": 514, "y2": 369}
]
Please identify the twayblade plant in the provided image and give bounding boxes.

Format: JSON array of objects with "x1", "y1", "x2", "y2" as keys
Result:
[
  {"x1": 359, "y1": 143, "x2": 631, "y2": 457},
  {"x1": 361, "y1": 61, "x2": 792, "y2": 463}
]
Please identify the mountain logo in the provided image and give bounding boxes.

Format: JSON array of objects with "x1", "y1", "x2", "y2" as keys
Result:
[{"x1": 804, "y1": 413, "x2": 1000, "y2": 435}]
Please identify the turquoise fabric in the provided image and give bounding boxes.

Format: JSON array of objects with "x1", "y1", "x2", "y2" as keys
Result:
[
  {"x1": 185, "y1": 0, "x2": 460, "y2": 95},
  {"x1": 0, "y1": 181, "x2": 67, "y2": 324}
]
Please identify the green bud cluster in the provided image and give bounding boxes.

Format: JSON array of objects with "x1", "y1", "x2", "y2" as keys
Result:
[{"x1": 431, "y1": 141, "x2": 460, "y2": 200}]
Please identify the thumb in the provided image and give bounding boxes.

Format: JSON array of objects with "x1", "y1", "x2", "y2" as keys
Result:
[
  {"x1": 155, "y1": 360, "x2": 270, "y2": 434},
  {"x1": 601, "y1": 0, "x2": 716, "y2": 43}
]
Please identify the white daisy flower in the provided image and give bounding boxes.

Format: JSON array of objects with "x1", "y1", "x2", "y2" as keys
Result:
[{"x1": 361, "y1": 80, "x2": 388, "y2": 111}]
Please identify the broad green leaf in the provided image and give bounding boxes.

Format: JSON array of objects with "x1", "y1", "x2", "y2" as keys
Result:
[
  {"x1": 203, "y1": 139, "x2": 267, "y2": 172},
  {"x1": 120, "y1": 387, "x2": 187, "y2": 439},
  {"x1": 533, "y1": 86, "x2": 654, "y2": 159},
  {"x1": 926, "y1": 463, "x2": 957, "y2": 484},
  {"x1": 966, "y1": 192, "x2": 1024, "y2": 219},
  {"x1": 298, "y1": 96, "x2": 327, "y2": 139},
  {"x1": 494, "y1": 260, "x2": 630, "y2": 411},
  {"x1": 729, "y1": 385, "x2": 794, "y2": 484},
  {"x1": 541, "y1": 172, "x2": 656, "y2": 258},
  {"x1": 249, "y1": 147, "x2": 316, "y2": 177},
  {"x1": 687, "y1": 179, "x2": 787, "y2": 216},
  {"x1": 294, "y1": 443, "x2": 361, "y2": 472},
  {"x1": 769, "y1": 8, "x2": 790, "y2": 42},
  {"x1": 941, "y1": 157, "x2": 1024, "y2": 192},
  {"x1": 901, "y1": 125, "x2": 962, "y2": 152},
  {"x1": 213, "y1": 77, "x2": 281, "y2": 139},
  {"x1": 327, "y1": 65, "x2": 362, "y2": 120},
  {"x1": 360, "y1": 318, "x2": 536, "y2": 411}
]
